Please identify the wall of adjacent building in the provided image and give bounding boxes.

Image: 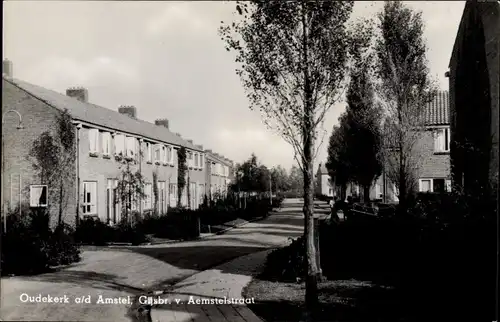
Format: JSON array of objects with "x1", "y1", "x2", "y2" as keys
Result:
[{"x1": 2, "y1": 79, "x2": 77, "y2": 227}]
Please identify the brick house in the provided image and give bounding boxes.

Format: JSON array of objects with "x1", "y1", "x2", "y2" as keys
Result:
[
  {"x1": 205, "y1": 150, "x2": 233, "y2": 201},
  {"x1": 2, "y1": 60, "x2": 233, "y2": 227},
  {"x1": 373, "y1": 90, "x2": 452, "y2": 202},
  {"x1": 446, "y1": 0, "x2": 499, "y2": 194}
]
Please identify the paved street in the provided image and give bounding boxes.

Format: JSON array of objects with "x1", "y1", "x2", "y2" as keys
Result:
[{"x1": 0, "y1": 199, "x2": 314, "y2": 322}]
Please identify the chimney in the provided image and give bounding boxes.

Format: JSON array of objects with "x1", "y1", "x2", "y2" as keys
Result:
[
  {"x1": 196, "y1": 144, "x2": 204, "y2": 150},
  {"x1": 66, "y1": 87, "x2": 89, "y2": 103},
  {"x1": 118, "y1": 105, "x2": 137, "y2": 119},
  {"x1": 154, "y1": 119, "x2": 169, "y2": 129},
  {"x1": 187, "y1": 139, "x2": 193, "y2": 144},
  {"x1": 2, "y1": 59, "x2": 13, "y2": 77},
  {"x1": 206, "y1": 149, "x2": 213, "y2": 153},
  {"x1": 175, "y1": 133, "x2": 182, "y2": 137}
]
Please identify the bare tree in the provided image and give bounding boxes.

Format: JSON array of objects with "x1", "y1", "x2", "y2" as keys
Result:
[
  {"x1": 374, "y1": 1, "x2": 436, "y2": 210},
  {"x1": 220, "y1": 1, "x2": 355, "y2": 316}
]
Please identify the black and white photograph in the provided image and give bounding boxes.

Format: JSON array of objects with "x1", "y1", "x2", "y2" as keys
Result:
[{"x1": 1, "y1": 1, "x2": 498, "y2": 321}]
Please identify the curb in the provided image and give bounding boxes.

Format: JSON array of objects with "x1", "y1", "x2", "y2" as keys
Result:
[{"x1": 85, "y1": 213, "x2": 273, "y2": 249}]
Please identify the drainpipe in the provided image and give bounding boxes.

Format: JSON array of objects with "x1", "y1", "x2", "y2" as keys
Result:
[
  {"x1": 74, "y1": 122, "x2": 82, "y2": 226},
  {"x1": 139, "y1": 139, "x2": 143, "y2": 217}
]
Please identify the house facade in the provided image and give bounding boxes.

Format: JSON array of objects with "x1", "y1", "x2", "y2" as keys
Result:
[
  {"x1": 2, "y1": 60, "x2": 233, "y2": 227},
  {"x1": 375, "y1": 90, "x2": 452, "y2": 202},
  {"x1": 205, "y1": 150, "x2": 233, "y2": 201},
  {"x1": 315, "y1": 163, "x2": 334, "y2": 197},
  {"x1": 323, "y1": 91, "x2": 452, "y2": 203},
  {"x1": 447, "y1": 0, "x2": 499, "y2": 194}
]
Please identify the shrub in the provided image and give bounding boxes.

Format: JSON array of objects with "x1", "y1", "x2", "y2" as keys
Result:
[
  {"x1": 114, "y1": 219, "x2": 150, "y2": 245},
  {"x1": 74, "y1": 217, "x2": 114, "y2": 246},
  {"x1": 262, "y1": 236, "x2": 306, "y2": 282},
  {"x1": 152, "y1": 208, "x2": 200, "y2": 240},
  {"x1": 48, "y1": 223, "x2": 81, "y2": 266},
  {"x1": 1, "y1": 208, "x2": 81, "y2": 276}
]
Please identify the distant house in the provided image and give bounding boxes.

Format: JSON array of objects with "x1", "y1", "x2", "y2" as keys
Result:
[
  {"x1": 315, "y1": 163, "x2": 360, "y2": 200},
  {"x1": 204, "y1": 149, "x2": 233, "y2": 201},
  {"x1": 447, "y1": 0, "x2": 499, "y2": 194},
  {"x1": 1, "y1": 60, "x2": 233, "y2": 227},
  {"x1": 315, "y1": 163, "x2": 334, "y2": 197}
]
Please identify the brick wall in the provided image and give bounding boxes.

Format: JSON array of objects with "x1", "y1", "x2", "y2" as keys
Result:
[
  {"x1": 448, "y1": 1, "x2": 499, "y2": 191},
  {"x1": 414, "y1": 129, "x2": 451, "y2": 179},
  {"x1": 78, "y1": 128, "x2": 209, "y2": 221},
  {"x1": 2, "y1": 79, "x2": 77, "y2": 227}
]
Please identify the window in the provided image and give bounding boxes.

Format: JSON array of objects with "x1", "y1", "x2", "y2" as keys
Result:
[
  {"x1": 166, "y1": 146, "x2": 172, "y2": 165},
  {"x1": 419, "y1": 179, "x2": 432, "y2": 192},
  {"x1": 126, "y1": 136, "x2": 136, "y2": 158},
  {"x1": 169, "y1": 147, "x2": 175, "y2": 164},
  {"x1": 434, "y1": 128, "x2": 450, "y2": 152},
  {"x1": 89, "y1": 129, "x2": 99, "y2": 154},
  {"x1": 101, "y1": 132, "x2": 111, "y2": 156},
  {"x1": 30, "y1": 185, "x2": 48, "y2": 207},
  {"x1": 158, "y1": 181, "x2": 167, "y2": 214},
  {"x1": 188, "y1": 151, "x2": 193, "y2": 168},
  {"x1": 200, "y1": 154, "x2": 204, "y2": 170},
  {"x1": 445, "y1": 179, "x2": 452, "y2": 192},
  {"x1": 169, "y1": 183, "x2": 177, "y2": 206},
  {"x1": 144, "y1": 183, "x2": 152, "y2": 210},
  {"x1": 146, "y1": 142, "x2": 152, "y2": 163},
  {"x1": 82, "y1": 181, "x2": 97, "y2": 215},
  {"x1": 114, "y1": 134, "x2": 125, "y2": 156},
  {"x1": 419, "y1": 178, "x2": 452, "y2": 193},
  {"x1": 194, "y1": 153, "x2": 199, "y2": 168},
  {"x1": 154, "y1": 144, "x2": 161, "y2": 163}
]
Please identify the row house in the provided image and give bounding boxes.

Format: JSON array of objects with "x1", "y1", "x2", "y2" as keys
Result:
[
  {"x1": 323, "y1": 91, "x2": 451, "y2": 202},
  {"x1": 372, "y1": 90, "x2": 452, "y2": 202},
  {"x1": 204, "y1": 150, "x2": 234, "y2": 200},
  {"x1": 1, "y1": 60, "x2": 231, "y2": 227}
]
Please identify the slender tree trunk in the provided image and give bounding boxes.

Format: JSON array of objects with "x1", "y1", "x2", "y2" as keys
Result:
[
  {"x1": 301, "y1": 4, "x2": 318, "y2": 320},
  {"x1": 58, "y1": 179, "x2": 64, "y2": 225},
  {"x1": 363, "y1": 185, "x2": 370, "y2": 203}
]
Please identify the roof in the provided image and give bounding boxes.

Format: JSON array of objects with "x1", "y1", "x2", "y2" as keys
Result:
[
  {"x1": 423, "y1": 90, "x2": 449, "y2": 126},
  {"x1": 205, "y1": 150, "x2": 233, "y2": 166},
  {"x1": 3, "y1": 76, "x2": 203, "y2": 152}
]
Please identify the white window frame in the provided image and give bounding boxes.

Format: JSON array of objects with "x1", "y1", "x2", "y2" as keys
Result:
[
  {"x1": 146, "y1": 142, "x2": 152, "y2": 163},
  {"x1": 190, "y1": 151, "x2": 195, "y2": 168},
  {"x1": 82, "y1": 181, "x2": 97, "y2": 215},
  {"x1": 169, "y1": 146, "x2": 174, "y2": 165},
  {"x1": 89, "y1": 128, "x2": 99, "y2": 155},
  {"x1": 101, "y1": 131, "x2": 111, "y2": 156},
  {"x1": 419, "y1": 178, "x2": 452, "y2": 193},
  {"x1": 114, "y1": 134, "x2": 125, "y2": 156},
  {"x1": 434, "y1": 127, "x2": 450, "y2": 153},
  {"x1": 126, "y1": 136, "x2": 136, "y2": 158},
  {"x1": 154, "y1": 144, "x2": 161, "y2": 164},
  {"x1": 144, "y1": 183, "x2": 152, "y2": 210},
  {"x1": 418, "y1": 179, "x2": 433, "y2": 192},
  {"x1": 30, "y1": 185, "x2": 48, "y2": 207}
]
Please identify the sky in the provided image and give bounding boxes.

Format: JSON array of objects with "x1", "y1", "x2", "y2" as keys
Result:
[{"x1": 3, "y1": 1, "x2": 465, "y2": 171}]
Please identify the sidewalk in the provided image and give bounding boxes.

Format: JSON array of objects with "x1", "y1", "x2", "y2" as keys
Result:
[{"x1": 148, "y1": 249, "x2": 277, "y2": 322}]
